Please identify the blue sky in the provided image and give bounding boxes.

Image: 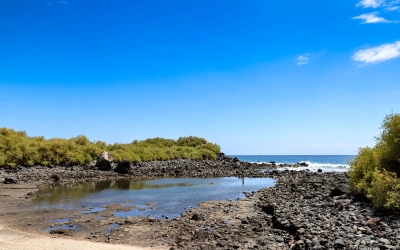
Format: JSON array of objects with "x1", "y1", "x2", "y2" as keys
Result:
[{"x1": 1, "y1": 0, "x2": 399, "y2": 155}]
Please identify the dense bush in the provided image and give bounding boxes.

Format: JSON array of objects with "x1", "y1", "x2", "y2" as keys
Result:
[
  {"x1": 349, "y1": 113, "x2": 400, "y2": 209},
  {"x1": 0, "y1": 128, "x2": 221, "y2": 167}
]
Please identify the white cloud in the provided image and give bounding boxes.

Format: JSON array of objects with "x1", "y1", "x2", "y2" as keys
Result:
[
  {"x1": 356, "y1": 0, "x2": 386, "y2": 8},
  {"x1": 59, "y1": 1, "x2": 68, "y2": 4},
  {"x1": 352, "y1": 41, "x2": 400, "y2": 64},
  {"x1": 296, "y1": 54, "x2": 311, "y2": 66},
  {"x1": 352, "y1": 12, "x2": 390, "y2": 23}
]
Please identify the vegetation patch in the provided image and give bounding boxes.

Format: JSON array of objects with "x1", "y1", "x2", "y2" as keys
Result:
[
  {"x1": 349, "y1": 113, "x2": 400, "y2": 209},
  {"x1": 0, "y1": 128, "x2": 220, "y2": 167}
]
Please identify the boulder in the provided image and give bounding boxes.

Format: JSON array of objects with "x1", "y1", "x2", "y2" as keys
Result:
[
  {"x1": 367, "y1": 217, "x2": 380, "y2": 228},
  {"x1": 96, "y1": 152, "x2": 114, "y2": 171},
  {"x1": 3, "y1": 177, "x2": 17, "y2": 184},
  {"x1": 115, "y1": 160, "x2": 131, "y2": 174},
  {"x1": 261, "y1": 204, "x2": 275, "y2": 214},
  {"x1": 329, "y1": 184, "x2": 349, "y2": 197},
  {"x1": 191, "y1": 213, "x2": 203, "y2": 221},
  {"x1": 334, "y1": 199, "x2": 352, "y2": 210},
  {"x1": 50, "y1": 174, "x2": 60, "y2": 181},
  {"x1": 312, "y1": 238, "x2": 321, "y2": 247},
  {"x1": 334, "y1": 239, "x2": 346, "y2": 248}
]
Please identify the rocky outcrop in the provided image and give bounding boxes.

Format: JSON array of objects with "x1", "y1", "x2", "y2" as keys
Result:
[{"x1": 216, "y1": 152, "x2": 239, "y2": 163}]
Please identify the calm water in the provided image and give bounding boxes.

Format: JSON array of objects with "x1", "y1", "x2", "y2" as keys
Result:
[
  {"x1": 231, "y1": 155, "x2": 355, "y2": 172},
  {"x1": 32, "y1": 177, "x2": 275, "y2": 219},
  {"x1": 31, "y1": 155, "x2": 352, "y2": 219}
]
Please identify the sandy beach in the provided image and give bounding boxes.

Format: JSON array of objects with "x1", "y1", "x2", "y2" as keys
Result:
[{"x1": 0, "y1": 224, "x2": 164, "y2": 250}]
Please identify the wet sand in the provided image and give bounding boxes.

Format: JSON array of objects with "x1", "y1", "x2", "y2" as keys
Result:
[{"x1": 0, "y1": 184, "x2": 166, "y2": 250}]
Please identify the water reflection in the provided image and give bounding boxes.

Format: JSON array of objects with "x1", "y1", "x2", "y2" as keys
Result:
[
  {"x1": 32, "y1": 177, "x2": 276, "y2": 219},
  {"x1": 33, "y1": 178, "x2": 197, "y2": 205}
]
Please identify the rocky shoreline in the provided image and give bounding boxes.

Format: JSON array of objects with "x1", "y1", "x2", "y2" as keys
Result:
[
  {"x1": 0, "y1": 153, "x2": 305, "y2": 186},
  {"x1": 84, "y1": 171, "x2": 400, "y2": 250},
  {"x1": 0, "y1": 155, "x2": 399, "y2": 250}
]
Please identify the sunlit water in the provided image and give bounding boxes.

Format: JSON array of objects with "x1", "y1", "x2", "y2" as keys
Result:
[{"x1": 32, "y1": 177, "x2": 276, "y2": 219}]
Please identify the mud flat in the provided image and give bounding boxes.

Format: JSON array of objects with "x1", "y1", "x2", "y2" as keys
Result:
[{"x1": 1, "y1": 159, "x2": 400, "y2": 249}]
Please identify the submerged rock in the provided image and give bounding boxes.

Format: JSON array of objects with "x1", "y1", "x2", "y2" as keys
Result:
[{"x1": 49, "y1": 229, "x2": 70, "y2": 235}]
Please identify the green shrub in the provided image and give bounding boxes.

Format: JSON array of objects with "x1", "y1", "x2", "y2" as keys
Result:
[
  {"x1": 349, "y1": 113, "x2": 400, "y2": 209},
  {"x1": 0, "y1": 127, "x2": 221, "y2": 167}
]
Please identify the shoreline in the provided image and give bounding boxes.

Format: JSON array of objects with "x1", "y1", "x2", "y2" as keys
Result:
[
  {"x1": 1, "y1": 160, "x2": 399, "y2": 249},
  {"x1": 0, "y1": 159, "x2": 284, "y2": 187}
]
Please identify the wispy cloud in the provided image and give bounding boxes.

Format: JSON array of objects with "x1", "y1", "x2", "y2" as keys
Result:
[
  {"x1": 59, "y1": 1, "x2": 68, "y2": 4},
  {"x1": 356, "y1": 0, "x2": 386, "y2": 8},
  {"x1": 386, "y1": 5, "x2": 399, "y2": 10},
  {"x1": 384, "y1": 0, "x2": 400, "y2": 10},
  {"x1": 352, "y1": 12, "x2": 390, "y2": 23},
  {"x1": 352, "y1": 41, "x2": 400, "y2": 64},
  {"x1": 296, "y1": 54, "x2": 311, "y2": 66}
]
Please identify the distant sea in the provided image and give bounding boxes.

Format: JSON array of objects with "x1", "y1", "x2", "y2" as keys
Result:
[{"x1": 230, "y1": 155, "x2": 356, "y2": 172}]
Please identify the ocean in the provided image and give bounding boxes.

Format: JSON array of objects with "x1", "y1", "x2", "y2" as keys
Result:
[{"x1": 230, "y1": 155, "x2": 355, "y2": 172}]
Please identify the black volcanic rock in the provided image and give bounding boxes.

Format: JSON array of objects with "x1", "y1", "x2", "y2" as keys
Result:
[
  {"x1": 330, "y1": 184, "x2": 349, "y2": 197},
  {"x1": 115, "y1": 160, "x2": 131, "y2": 174}
]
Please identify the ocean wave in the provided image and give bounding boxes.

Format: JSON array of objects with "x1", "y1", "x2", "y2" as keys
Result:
[
  {"x1": 308, "y1": 163, "x2": 349, "y2": 169},
  {"x1": 276, "y1": 166, "x2": 348, "y2": 172},
  {"x1": 251, "y1": 161, "x2": 349, "y2": 167},
  {"x1": 251, "y1": 161, "x2": 349, "y2": 172}
]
